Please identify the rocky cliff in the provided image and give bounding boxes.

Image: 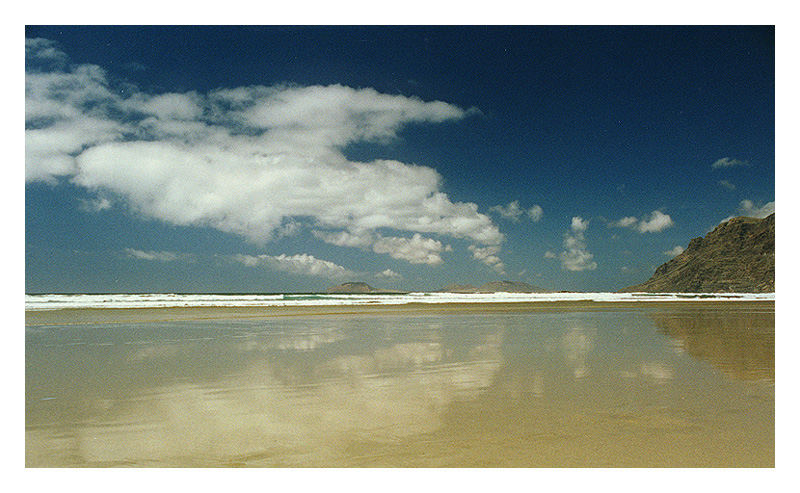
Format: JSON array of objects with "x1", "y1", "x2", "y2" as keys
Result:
[{"x1": 621, "y1": 214, "x2": 774, "y2": 293}]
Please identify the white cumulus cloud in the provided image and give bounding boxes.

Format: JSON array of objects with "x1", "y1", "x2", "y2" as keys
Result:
[
  {"x1": 312, "y1": 230, "x2": 374, "y2": 249},
  {"x1": 490, "y1": 201, "x2": 523, "y2": 221},
  {"x1": 490, "y1": 201, "x2": 543, "y2": 223},
  {"x1": 26, "y1": 39, "x2": 503, "y2": 266},
  {"x1": 612, "y1": 216, "x2": 638, "y2": 228},
  {"x1": 313, "y1": 230, "x2": 449, "y2": 265},
  {"x1": 711, "y1": 157, "x2": 749, "y2": 169},
  {"x1": 739, "y1": 199, "x2": 774, "y2": 218},
  {"x1": 663, "y1": 245, "x2": 685, "y2": 257},
  {"x1": 527, "y1": 205, "x2": 544, "y2": 222},
  {"x1": 637, "y1": 211, "x2": 674, "y2": 233},
  {"x1": 611, "y1": 210, "x2": 674, "y2": 233},
  {"x1": 372, "y1": 234, "x2": 448, "y2": 265},
  {"x1": 124, "y1": 249, "x2": 182, "y2": 262},
  {"x1": 570, "y1": 216, "x2": 590, "y2": 233},
  {"x1": 79, "y1": 196, "x2": 112, "y2": 212},
  {"x1": 468, "y1": 245, "x2": 505, "y2": 275},
  {"x1": 376, "y1": 269, "x2": 402, "y2": 279},
  {"x1": 719, "y1": 199, "x2": 775, "y2": 225},
  {"x1": 559, "y1": 217, "x2": 597, "y2": 271},
  {"x1": 232, "y1": 253, "x2": 354, "y2": 279},
  {"x1": 26, "y1": 38, "x2": 69, "y2": 68}
]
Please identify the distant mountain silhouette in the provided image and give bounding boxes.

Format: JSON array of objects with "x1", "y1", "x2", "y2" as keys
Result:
[
  {"x1": 325, "y1": 282, "x2": 405, "y2": 294},
  {"x1": 438, "y1": 280, "x2": 550, "y2": 293},
  {"x1": 621, "y1": 214, "x2": 774, "y2": 293},
  {"x1": 437, "y1": 283, "x2": 479, "y2": 293}
]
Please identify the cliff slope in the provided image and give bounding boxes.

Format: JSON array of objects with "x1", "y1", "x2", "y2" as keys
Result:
[{"x1": 620, "y1": 214, "x2": 774, "y2": 293}]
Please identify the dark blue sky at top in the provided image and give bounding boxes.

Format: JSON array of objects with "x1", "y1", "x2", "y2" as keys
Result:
[{"x1": 25, "y1": 25, "x2": 775, "y2": 293}]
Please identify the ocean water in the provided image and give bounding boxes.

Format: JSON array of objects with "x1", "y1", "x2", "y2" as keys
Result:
[
  {"x1": 25, "y1": 302, "x2": 774, "y2": 467},
  {"x1": 24, "y1": 291, "x2": 775, "y2": 310}
]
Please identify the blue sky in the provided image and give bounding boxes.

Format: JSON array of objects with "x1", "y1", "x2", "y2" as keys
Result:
[{"x1": 25, "y1": 25, "x2": 775, "y2": 293}]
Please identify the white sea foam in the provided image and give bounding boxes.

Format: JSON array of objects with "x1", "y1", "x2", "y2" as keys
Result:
[{"x1": 23, "y1": 291, "x2": 775, "y2": 311}]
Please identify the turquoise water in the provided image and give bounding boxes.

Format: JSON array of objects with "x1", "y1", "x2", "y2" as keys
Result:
[{"x1": 26, "y1": 303, "x2": 774, "y2": 467}]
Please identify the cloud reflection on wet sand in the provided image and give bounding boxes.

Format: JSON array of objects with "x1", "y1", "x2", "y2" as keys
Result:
[{"x1": 26, "y1": 306, "x2": 774, "y2": 467}]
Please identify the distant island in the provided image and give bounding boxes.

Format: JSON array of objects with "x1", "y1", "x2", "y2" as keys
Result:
[
  {"x1": 437, "y1": 280, "x2": 550, "y2": 293},
  {"x1": 326, "y1": 280, "x2": 550, "y2": 294},
  {"x1": 325, "y1": 282, "x2": 407, "y2": 294},
  {"x1": 620, "y1": 214, "x2": 774, "y2": 293}
]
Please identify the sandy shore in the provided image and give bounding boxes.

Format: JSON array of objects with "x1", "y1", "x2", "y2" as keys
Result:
[
  {"x1": 26, "y1": 299, "x2": 774, "y2": 467},
  {"x1": 25, "y1": 300, "x2": 775, "y2": 326}
]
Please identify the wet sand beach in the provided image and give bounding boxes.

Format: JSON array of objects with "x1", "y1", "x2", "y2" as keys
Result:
[
  {"x1": 26, "y1": 301, "x2": 774, "y2": 467},
  {"x1": 25, "y1": 300, "x2": 774, "y2": 325}
]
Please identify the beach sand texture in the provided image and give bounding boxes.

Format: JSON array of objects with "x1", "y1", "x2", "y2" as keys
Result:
[{"x1": 26, "y1": 301, "x2": 774, "y2": 467}]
